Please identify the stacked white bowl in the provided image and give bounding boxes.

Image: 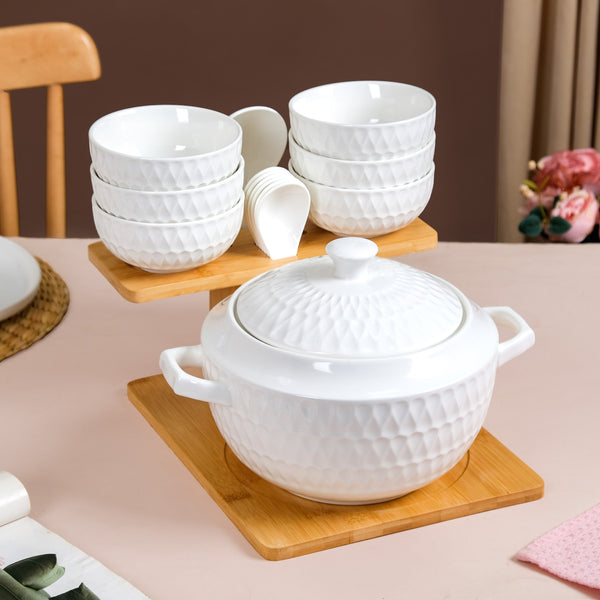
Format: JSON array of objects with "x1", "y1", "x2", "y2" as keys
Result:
[
  {"x1": 288, "y1": 81, "x2": 436, "y2": 237},
  {"x1": 89, "y1": 105, "x2": 245, "y2": 273}
]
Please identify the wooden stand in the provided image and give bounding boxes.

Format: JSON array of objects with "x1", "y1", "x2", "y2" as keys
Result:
[
  {"x1": 89, "y1": 220, "x2": 544, "y2": 560},
  {"x1": 128, "y1": 374, "x2": 544, "y2": 561},
  {"x1": 88, "y1": 219, "x2": 438, "y2": 305}
]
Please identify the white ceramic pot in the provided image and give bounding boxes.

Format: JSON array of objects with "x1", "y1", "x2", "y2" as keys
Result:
[{"x1": 160, "y1": 238, "x2": 534, "y2": 504}]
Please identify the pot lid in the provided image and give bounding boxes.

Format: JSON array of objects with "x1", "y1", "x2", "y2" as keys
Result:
[{"x1": 234, "y1": 237, "x2": 464, "y2": 358}]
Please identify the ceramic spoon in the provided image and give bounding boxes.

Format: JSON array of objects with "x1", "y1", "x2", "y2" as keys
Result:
[
  {"x1": 230, "y1": 106, "x2": 288, "y2": 186},
  {"x1": 244, "y1": 167, "x2": 310, "y2": 259}
]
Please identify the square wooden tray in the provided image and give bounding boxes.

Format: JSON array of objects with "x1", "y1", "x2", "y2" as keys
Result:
[
  {"x1": 88, "y1": 219, "x2": 437, "y2": 303},
  {"x1": 128, "y1": 375, "x2": 544, "y2": 561}
]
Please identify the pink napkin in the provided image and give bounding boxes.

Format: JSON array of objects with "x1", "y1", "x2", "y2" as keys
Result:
[{"x1": 516, "y1": 503, "x2": 600, "y2": 589}]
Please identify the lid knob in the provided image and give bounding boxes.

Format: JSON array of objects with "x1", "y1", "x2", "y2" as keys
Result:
[{"x1": 326, "y1": 237, "x2": 378, "y2": 280}]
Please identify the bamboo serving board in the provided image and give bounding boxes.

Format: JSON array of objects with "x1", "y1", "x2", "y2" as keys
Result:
[
  {"x1": 88, "y1": 219, "x2": 437, "y2": 303},
  {"x1": 128, "y1": 374, "x2": 544, "y2": 561}
]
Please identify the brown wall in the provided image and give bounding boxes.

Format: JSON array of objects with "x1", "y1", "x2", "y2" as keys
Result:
[{"x1": 2, "y1": 0, "x2": 502, "y2": 241}]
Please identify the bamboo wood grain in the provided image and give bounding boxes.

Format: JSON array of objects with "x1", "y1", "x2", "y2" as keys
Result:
[
  {"x1": 0, "y1": 22, "x2": 100, "y2": 236},
  {"x1": 88, "y1": 219, "x2": 438, "y2": 303},
  {"x1": 0, "y1": 90, "x2": 18, "y2": 236},
  {"x1": 46, "y1": 84, "x2": 66, "y2": 237},
  {"x1": 128, "y1": 374, "x2": 544, "y2": 561},
  {"x1": 208, "y1": 286, "x2": 239, "y2": 309},
  {"x1": 0, "y1": 23, "x2": 101, "y2": 90}
]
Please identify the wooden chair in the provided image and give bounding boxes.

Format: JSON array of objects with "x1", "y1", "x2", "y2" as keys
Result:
[{"x1": 0, "y1": 22, "x2": 101, "y2": 237}]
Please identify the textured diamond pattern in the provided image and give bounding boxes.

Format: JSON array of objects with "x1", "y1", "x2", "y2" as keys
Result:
[
  {"x1": 90, "y1": 137, "x2": 242, "y2": 191},
  {"x1": 293, "y1": 164, "x2": 434, "y2": 237},
  {"x1": 236, "y1": 256, "x2": 463, "y2": 356},
  {"x1": 289, "y1": 134, "x2": 435, "y2": 189},
  {"x1": 290, "y1": 108, "x2": 435, "y2": 160},
  {"x1": 92, "y1": 162, "x2": 243, "y2": 223},
  {"x1": 207, "y1": 357, "x2": 497, "y2": 504},
  {"x1": 93, "y1": 198, "x2": 243, "y2": 272}
]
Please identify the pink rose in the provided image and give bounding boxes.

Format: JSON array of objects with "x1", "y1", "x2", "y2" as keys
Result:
[
  {"x1": 520, "y1": 180, "x2": 566, "y2": 214},
  {"x1": 533, "y1": 148, "x2": 600, "y2": 193},
  {"x1": 521, "y1": 187, "x2": 563, "y2": 214},
  {"x1": 548, "y1": 188, "x2": 599, "y2": 243}
]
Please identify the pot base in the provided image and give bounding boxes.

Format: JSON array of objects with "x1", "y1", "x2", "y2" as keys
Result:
[
  {"x1": 127, "y1": 374, "x2": 544, "y2": 560},
  {"x1": 291, "y1": 492, "x2": 406, "y2": 506},
  {"x1": 223, "y1": 443, "x2": 469, "y2": 506},
  {"x1": 279, "y1": 452, "x2": 471, "y2": 505}
]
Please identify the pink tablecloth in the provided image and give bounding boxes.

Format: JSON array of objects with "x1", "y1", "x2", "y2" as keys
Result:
[{"x1": 1, "y1": 238, "x2": 599, "y2": 600}]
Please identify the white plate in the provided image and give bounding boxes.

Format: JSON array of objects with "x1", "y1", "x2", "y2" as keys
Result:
[{"x1": 0, "y1": 237, "x2": 41, "y2": 321}]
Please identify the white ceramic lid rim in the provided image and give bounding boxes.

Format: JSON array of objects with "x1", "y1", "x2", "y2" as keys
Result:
[
  {"x1": 234, "y1": 238, "x2": 464, "y2": 357},
  {"x1": 200, "y1": 292, "x2": 499, "y2": 401}
]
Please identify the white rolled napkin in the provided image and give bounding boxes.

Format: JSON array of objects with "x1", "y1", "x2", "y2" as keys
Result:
[{"x1": 0, "y1": 471, "x2": 30, "y2": 527}]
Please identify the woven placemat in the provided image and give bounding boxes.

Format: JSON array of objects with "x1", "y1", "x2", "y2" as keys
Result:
[{"x1": 0, "y1": 258, "x2": 70, "y2": 362}]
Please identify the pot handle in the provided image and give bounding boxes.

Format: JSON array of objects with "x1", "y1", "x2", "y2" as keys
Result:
[
  {"x1": 483, "y1": 306, "x2": 535, "y2": 367},
  {"x1": 159, "y1": 345, "x2": 232, "y2": 406}
]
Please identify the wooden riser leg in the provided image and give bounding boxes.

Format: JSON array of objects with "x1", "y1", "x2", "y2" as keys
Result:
[{"x1": 209, "y1": 286, "x2": 239, "y2": 309}]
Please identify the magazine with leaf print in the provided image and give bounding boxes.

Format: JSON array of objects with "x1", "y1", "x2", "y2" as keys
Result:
[{"x1": 0, "y1": 472, "x2": 149, "y2": 600}]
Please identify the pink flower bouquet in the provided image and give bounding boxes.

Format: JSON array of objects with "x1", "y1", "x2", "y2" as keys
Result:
[{"x1": 519, "y1": 148, "x2": 600, "y2": 242}]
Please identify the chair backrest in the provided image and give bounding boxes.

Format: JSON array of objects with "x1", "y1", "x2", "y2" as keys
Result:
[{"x1": 0, "y1": 22, "x2": 101, "y2": 237}]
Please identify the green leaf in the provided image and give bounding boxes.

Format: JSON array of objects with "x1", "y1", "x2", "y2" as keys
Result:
[
  {"x1": 4, "y1": 554, "x2": 64, "y2": 590},
  {"x1": 528, "y1": 205, "x2": 545, "y2": 219},
  {"x1": 523, "y1": 179, "x2": 539, "y2": 192},
  {"x1": 518, "y1": 214, "x2": 543, "y2": 237},
  {"x1": 553, "y1": 195, "x2": 561, "y2": 207},
  {"x1": 547, "y1": 216, "x2": 572, "y2": 235},
  {"x1": 52, "y1": 582, "x2": 102, "y2": 600}
]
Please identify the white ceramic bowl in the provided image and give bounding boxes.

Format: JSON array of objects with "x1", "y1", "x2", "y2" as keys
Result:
[
  {"x1": 289, "y1": 132, "x2": 435, "y2": 189},
  {"x1": 289, "y1": 81, "x2": 436, "y2": 160},
  {"x1": 289, "y1": 161, "x2": 434, "y2": 237},
  {"x1": 91, "y1": 159, "x2": 244, "y2": 223},
  {"x1": 92, "y1": 194, "x2": 243, "y2": 272},
  {"x1": 89, "y1": 105, "x2": 242, "y2": 191},
  {"x1": 160, "y1": 238, "x2": 535, "y2": 504}
]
